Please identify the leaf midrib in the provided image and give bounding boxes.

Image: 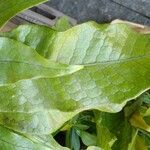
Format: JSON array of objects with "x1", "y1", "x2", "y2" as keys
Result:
[
  {"x1": 83, "y1": 54, "x2": 150, "y2": 66},
  {"x1": 0, "y1": 59, "x2": 66, "y2": 70},
  {"x1": 1, "y1": 53, "x2": 149, "y2": 68}
]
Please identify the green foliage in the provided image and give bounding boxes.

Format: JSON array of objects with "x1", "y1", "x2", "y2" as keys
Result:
[
  {"x1": 53, "y1": 16, "x2": 72, "y2": 31},
  {"x1": 0, "y1": 0, "x2": 47, "y2": 28},
  {"x1": 0, "y1": 125, "x2": 69, "y2": 150},
  {"x1": 66, "y1": 128, "x2": 80, "y2": 150},
  {"x1": 0, "y1": 1, "x2": 150, "y2": 149}
]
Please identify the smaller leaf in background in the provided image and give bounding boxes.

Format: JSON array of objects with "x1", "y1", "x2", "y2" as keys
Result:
[
  {"x1": 139, "y1": 91, "x2": 150, "y2": 118},
  {"x1": 144, "y1": 108, "x2": 150, "y2": 117},
  {"x1": 97, "y1": 111, "x2": 133, "y2": 150},
  {"x1": 112, "y1": 119, "x2": 133, "y2": 150},
  {"x1": 139, "y1": 106, "x2": 148, "y2": 117},
  {"x1": 72, "y1": 111, "x2": 95, "y2": 132},
  {"x1": 124, "y1": 99, "x2": 142, "y2": 118},
  {"x1": 94, "y1": 111, "x2": 116, "y2": 150},
  {"x1": 141, "y1": 92, "x2": 150, "y2": 105},
  {"x1": 135, "y1": 135, "x2": 148, "y2": 150},
  {"x1": 74, "y1": 124, "x2": 90, "y2": 131},
  {"x1": 144, "y1": 116, "x2": 150, "y2": 126},
  {"x1": 66, "y1": 128, "x2": 80, "y2": 150},
  {"x1": 53, "y1": 16, "x2": 72, "y2": 31},
  {"x1": 87, "y1": 146, "x2": 102, "y2": 150},
  {"x1": 130, "y1": 111, "x2": 150, "y2": 132},
  {"x1": 96, "y1": 125, "x2": 116, "y2": 150},
  {"x1": 140, "y1": 131, "x2": 150, "y2": 150},
  {"x1": 128, "y1": 129, "x2": 149, "y2": 150},
  {"x1": 128, "y1": 129, "x2": 138, "y2": 150},
  {"x1": 137, "y1": 106, "x2": 150, "y2": 127},
  {"x1": 78, "y1": 131, "x2": 96, "y2": 146}
]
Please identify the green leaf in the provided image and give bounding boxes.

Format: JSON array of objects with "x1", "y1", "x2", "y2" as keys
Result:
[
  {"x1": 0, "y1": 57, "x2": 149, "y2": 135},
  {"x1": 141, "y1": 92, "x2": 150, "y2": 104},
  {"x1": 66, "y1": 128, "x2": 80, "y2": 150},
  {"x1": 2, "y1": 22, "x2": 150, "y2": 64},
  {"x1": 135, "y1": 135, "x2": 148, "y2": 150},
  {"x1": 93, "y1": 108, "x2": 149, "y2": 150},
  {"x1": 144, "y1": 108, "x2": 150, "y2": 117},
  {"x1": 128, "y1": 129, "x2": 139, "y2": 150},
  {"x1": 49, "y1": 22, "x2": 150, "y2": 65},
  {"x1": 71, "y1": 111, "x2": 95, "y2": 131},
  {"x1": 130, "y1": 112, "x2": 150, "y2": 132},
  {"x1": 128, "y1": 130, "x2": 148, "y2": 150},
  {"x1": 124, "y1": 99, "x2": 142, "y2": 118},
  {"x1": 0, "y1": 0, "x2": 48, "y2": 28},
  {"x1": 1, "y1": 23, "x2": 150, "y2": 110},
  {"x1": 94, "y1": 111, "x2": 117, "y2": 150},
  {"x1": 0, "y1": 125, "x2": 69, "y2": 150},
  {"x1": 144, "y1": 116, "x2": 150, "y2": 126},
  {"x1": 140, "y1": 131, "x2": 150, "y2": 150},
  {"x1": 95, "y1": 111, "x2": 133, "y2": 150},
  {"x1": 112, "y1": 120, "x2": 133, "y2": 150},
  {"x1": 79, "y1": 131, "x2": 96, "y2": 146},
  {"x1": 87, "y1": 146, "x2": 102, "y2": 150},
  {"x1": 1, "y1": 24, "x2": 56, "y2": 57},
  {"x1": 96, "y1": 125, "x2": 116, "y2": 150},
  {"x1": 0, "y1": 37, "x2": 82, "y2": 85},
  {"x1": 53, "y1": 16, "x2": 72, "y2": 31}
]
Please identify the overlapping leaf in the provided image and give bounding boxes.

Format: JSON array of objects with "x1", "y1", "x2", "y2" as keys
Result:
[
  {"x1": 0, "y1": 37, "x2": 82, "y2": 85},
  {"x1": 0, "y1": 22, "x2": 150, "y2": 135},
  {"x1": 2, "y1": 22, "x2": 150, "y2": 65},
  {"x1": 1, "y1": 24, "x2": 56, "y2": 57},
  {"x1": 0, "y1": 0, "x2": 48, "y2": 28}
]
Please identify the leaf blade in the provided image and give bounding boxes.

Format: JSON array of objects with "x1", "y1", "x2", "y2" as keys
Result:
[
  {"x1": 0, "y1": 0, "x2": 48, "y2": 28},
  {"x1": 0, "y1": 37, "x2": 82, "y2": 85}
]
